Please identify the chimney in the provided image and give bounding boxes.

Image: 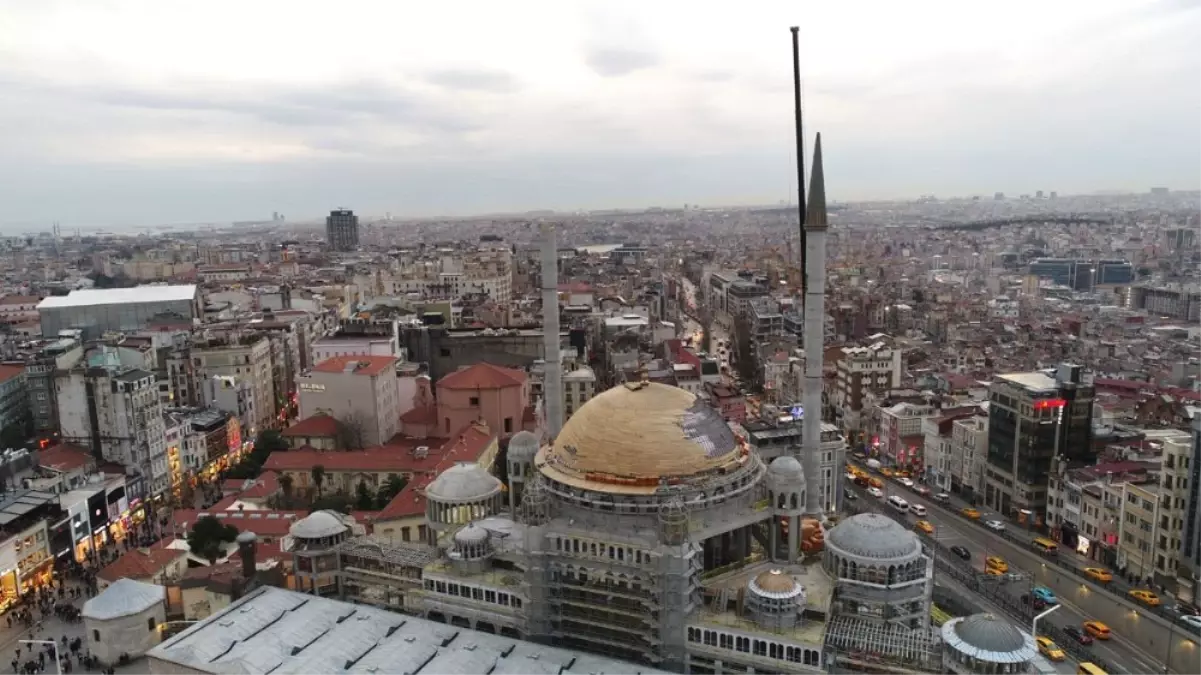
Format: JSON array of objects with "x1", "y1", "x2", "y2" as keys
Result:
[
  {"x1": 800, "y1": 133, "x2": 828, "y2": 518},
  {"x1": 236, "y1": 530, "x2": 258, "y2": 588},
  {"x1": 540, "y1": 223, "x2": 564, "y2": 438}
]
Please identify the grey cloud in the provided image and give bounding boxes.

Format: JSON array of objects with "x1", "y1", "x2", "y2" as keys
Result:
[
  {"x1": 425, "y1": 68, "x2": 517, "y2": 93},
  {"x1": 583, "y1": 46, "x2": 660, "y2": 77}
]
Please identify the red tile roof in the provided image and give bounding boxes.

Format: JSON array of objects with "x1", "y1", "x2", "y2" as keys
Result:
[
  {"x1": 377, "y1": 474, "x2": 434, "y2": 522},
  {"x1": 437, "y1": 362, "x2": 525, "y2": 390},
  {"x1": 400, "y1": 404, "x2": 437, "y2": 425},
  {"x1": 169, "y1": 509, "x2": 307, "y2": 537},
  {"x1": 282, "y1": 414, "x2": 341, "y2": 438},
  {"x1": 97, "y1": 547, "x2": 186, "y2": 583},
  {"x1": 263, "y1": 422, "x2": 494, "y2": 476},
  {"x1": 311, "y1": 355, "x2": 397, "y2": 377},
  {"x1": 0, "y1": 365, "x2": 23, "y2": 384},
  {"x1": 237, "y1": 471, "x2": 281, "y2": 499},
  {"x1": 37, "y1": 444, "x2": 93, "y2": 472}
]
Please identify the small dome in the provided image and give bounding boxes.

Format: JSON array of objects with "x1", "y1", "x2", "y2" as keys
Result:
[
  {"x1": 953, "y1": 614, "x2": 1026, "y2": 652},
  {"x1": 427, "y1": 463, "x2": 503, "y2": 503},
  {"x1": 826, "y1": 513, "x2": 920, "y2": 560},
  {"x1": 754, "y1": 569, "x2": 798, "y2": 594},
  {"x1": 289, "y1": 510, "x2": 349, "y2": 539},
  {"x1": 454, "y1": 523, "x2": 490, "y2": 547},
  {"x1": 768, "y1": 455, "x2": 804, "y2": 481},
  {"x1": 508, "y1": 430, "x2": 540, "y2": 460}
]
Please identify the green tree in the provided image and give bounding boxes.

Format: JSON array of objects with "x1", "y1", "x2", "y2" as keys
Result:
[
  {"x1": 311, "y1": 464, "x2": 326, "y2": 497},
  {"x1": 311, "y1": 493, "x2": 353, "y2": 514},
  {"x1": 187, "y1": 515, "x2": 239, "y2": 565},
  {"x1": 375, "y1": 474, "x2": 408, "y2": 508},
  {"x1": 355, "y1": 480, "x2": 375, "y2": 510},
  {"x1": 225, "y1": 429, "x2": 290, "y2": 479}
]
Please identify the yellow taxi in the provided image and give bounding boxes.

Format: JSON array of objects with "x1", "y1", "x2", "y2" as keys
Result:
[
  {"x1": 914, "y1": 520, "x2": 934, "y2": 535},
  {"x1": 1036, "y1": 636, "x2": 1066, "y2": 661},
  {"x1": 986, "y1": 556, "x2": 1008, "y2": 573},
  {"x1": 961, "y1": 507, "x2": 981, "y2": 520},
  {"x1": 1083, "y1": 620, "x2": 1111, "y2": 640},
  {"x1": 1083, "y1": 567, "x2": 1113, "y2": 584},
  {"x1": 1128, "y1": 589, "x2": 1161, "y2": 607},
  {"x1": 984, "y1": 566, "x2": 1004, "y2": 577},
  {"x1": 869, "y1": 477, "x2": 884, "y2": 489},
  {"x1": 880, "y1": 467, "x2": 895, "y2": 478}
]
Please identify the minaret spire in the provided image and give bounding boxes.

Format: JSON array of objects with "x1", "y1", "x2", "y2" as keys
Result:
[{"x1": 805, "y1": 133, "x2": 827, "y2": 231}]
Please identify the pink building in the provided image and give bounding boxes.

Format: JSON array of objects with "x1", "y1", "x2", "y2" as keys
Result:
[
  {"x1": 705, "y1": 382, "x2": 747, "y2": 424},
  {"x1": 434, "y1": 363, "x2": 531, "y2": 438}
]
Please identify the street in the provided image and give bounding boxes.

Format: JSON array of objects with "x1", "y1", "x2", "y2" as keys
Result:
[{"x1": 843, "y1": 474, "x2": 1197, "y2": 674}]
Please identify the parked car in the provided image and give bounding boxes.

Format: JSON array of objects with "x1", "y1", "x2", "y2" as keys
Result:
[
  {"x1": 1083, "y1": 567, "x2": 1113, "y2": 584},
  {"x1": 897, "y1": 477, "x2": 915, "y2": 488},
  {"x1": 950, "y1": 545, "x2": 971, "y2": 560},
  {"x1": 1180, "y1": 615, "x2": 1201, "y2": 630},
  {"x1": 1171, "y1": 601, "x2": 1200, "y2": 616},
  {"x1": 984, "y1": 519, "x2": 1006, "y2": 532},
  {"x1": 915, "y1": 486, "x2": 931, "y2": 497},
  {"x1": 1063, "y1": 626, "x2": 1094, "y2": 646}
]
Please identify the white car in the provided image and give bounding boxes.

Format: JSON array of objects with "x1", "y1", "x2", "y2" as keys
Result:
[
  {"x1": 867, "y1": 487, "x2": 884, "y2": 499},
  {"x1": 984, "y1": 519, "x2": 1006, "y2": 532},
  {"x1": 1181, "y1": 615, "x2": 1201, "y2": 630},
  {"x1": 898, "y1": 477, "x2": 915, "y2": 488}
]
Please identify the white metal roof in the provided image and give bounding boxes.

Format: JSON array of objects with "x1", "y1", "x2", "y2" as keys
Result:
[
  {"x1": 150, "y1": 586, "x2": 669, "y2": 675},
  {"x1": 82, "y1": 578, "x2": 165, "y2": 620},
  {"x1": 38, "y1": 285, "x2": 198, "y2": 309}
]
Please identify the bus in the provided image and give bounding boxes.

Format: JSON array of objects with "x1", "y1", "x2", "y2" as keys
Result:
[
  {"x1": 887, "y1": 495, "x2": 909, "y2": 512},
  {"x1": 1032, "y1": 538, "x2": 1059, "y2": 555},
  {"x1": 1076, "y1": 663, "x2": 1107, "y2": 675}
]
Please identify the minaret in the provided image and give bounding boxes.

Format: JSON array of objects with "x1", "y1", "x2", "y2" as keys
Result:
[
  {"x1": 801, "y1": 133, "x2": 828, "y2": 517},
  {"x1": 540, "y1": 223, "x2": 564, "y2": 438}
]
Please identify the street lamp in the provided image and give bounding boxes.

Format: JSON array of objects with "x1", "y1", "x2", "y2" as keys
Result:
[
  {"x1": 1032, "y1": 604, "x2": 1060, "y2": 640},
  {"x1": 20, "y1": 639, "x2": 62, "y2": 675}
]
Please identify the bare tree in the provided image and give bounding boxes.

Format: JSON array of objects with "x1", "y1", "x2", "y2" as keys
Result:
[{"x1": 334, "y1": 412, "x2": 369, "y2": 450}]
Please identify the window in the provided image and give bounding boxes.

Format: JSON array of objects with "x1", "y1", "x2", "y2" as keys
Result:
[
  {"x1": 469, "y1": 396, "x2": 480, "y2": 406},
  {"x1": 93, "y1": 630, "x2": 100, "y2": 641},
  {"x1": 148, "y1": 617, "x2": 157, "y2": 632},
  {"x1": 504, "y1": 417, "x2": 513, "y2": 433}
]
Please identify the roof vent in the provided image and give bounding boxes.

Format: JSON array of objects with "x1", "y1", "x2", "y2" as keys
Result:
[{"x1": 414, "y1": 446, "x2": 430, "y2": 459}]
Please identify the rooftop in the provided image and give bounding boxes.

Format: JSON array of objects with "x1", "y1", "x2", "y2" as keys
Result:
[
  {"x1": 438, "y1": 362, "x2": 526, "y2": 390},
  {"x1": 37, "y1": 284, "x2": 197, "y2": 309},
  {"x1": 996, "y1": 371, "x2": 1059, "y2": 393},
  {"x1": 149, "y1": 585, "x2": 668, "y2": 675},
  {"x1": 311, "y1": 355, "x2": 398, "y2": 377},
  {"x1": 98, "y1": 547, "x2": 187, "y2": 583},
  {"x1": 0, "y1": 364, "x2": 23, "y2": 384}
]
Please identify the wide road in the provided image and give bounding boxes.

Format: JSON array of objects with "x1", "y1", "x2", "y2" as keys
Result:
[{"x1": 844, "y1": 476, "x2": 1198, "y2": 674}]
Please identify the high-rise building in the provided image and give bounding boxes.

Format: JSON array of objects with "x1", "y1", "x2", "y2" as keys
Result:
[
  {"x1": 1181, "y1": 415, "x2": 1201, "y2": 603},
  {"x1": 325, "y1": 208, "x2": 360, "y2": 252},
  {"x1": 984, "y1": 365, "x2": 1094, "y2": 523}
]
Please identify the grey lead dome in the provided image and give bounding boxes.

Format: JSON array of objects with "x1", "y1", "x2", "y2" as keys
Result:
[
  {"x1": 767, "y1": 455, "x2": 804, "y2": 481},
  {"x1": 953, "y1": 614, "x2": 1027, "y2": 653},
  {"x1": 825, "y1": 513, "x2": 920, "y2": 561},
  {"x1": 427, "y1": 462, "x2": 503, "y2": 503},
  {"x1": 508, "y1": 430, "x2": 540, "y2": 460}
]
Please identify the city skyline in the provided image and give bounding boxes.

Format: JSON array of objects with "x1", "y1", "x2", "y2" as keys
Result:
[{"x1": 1, "y1": 0, "x2": 1198, "y2": 227}]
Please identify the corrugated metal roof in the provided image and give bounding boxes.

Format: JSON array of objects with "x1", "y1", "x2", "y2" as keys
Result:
[{"x1": 37, "y1": 285, "x2": 197, "y2": 309}]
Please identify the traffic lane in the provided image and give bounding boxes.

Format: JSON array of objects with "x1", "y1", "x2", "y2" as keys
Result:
[
  {"x1": 845, "y1": 481, "x2": 1164, "y2": 674},
  {"x1": 921, "y1": 502, "x2": 1190, "y2": 674}
]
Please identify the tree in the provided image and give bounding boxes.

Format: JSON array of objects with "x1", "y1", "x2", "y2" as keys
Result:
[
  {"x1": 187, "y1": 515, "x2": 239, "y2": 565},
  {"x1": 311, "y1": 492, "x2": 353, "y2": 514},
  {"x1": 375, "y1": 474, "x2": 408, "y2": 508},
  {"x1": 279, "y1": 473, "x2": 295, "y2": 507},
  {"x1": 311, "y1": 464, "x2": 326, "y2": 497},
  {"x1": 225, "y1": 429, "x2": 290, "y2": 479},
  {"x1": 355, "y1": 480, "x2": 375, "y2": 510},
  {"x1": 334, "y1": 414, "x2": 368, "y2": 451}
]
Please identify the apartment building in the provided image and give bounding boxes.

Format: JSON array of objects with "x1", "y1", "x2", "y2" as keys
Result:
[
  {"x1": 1181, "y1": 416, "x2": 1201, "y2": 603},
  {"x1": 1047, "y1": 460, "x2": 1157, "y2": 568},
  {"x1": 56, "y1": 350, "x2": 169, "y2": 495},
  {"x1": 1161, "y1": 429, "x2": 1196, "y2": 597},
  {"x1": 193, "y1": 335, "x2": 276, "y2": 435},
  {"x1": 877, "y1": 401, "x2": 936, "y2": 471},
  {"x1": 394, "y1": 246, "x2": 513, "y2": 304},
  {"x1": 922, "y1": 407, "x2": 982, "y2": 494},
  {"x1": 562, "y1": 366, "x2": 597, "y2": 422},
  {"x1": 25, "y1": 334, "x2": 84, "y2": 436},
  {"x1": 831, "y1": 339, "x2": 903, "y2": 446},
  {"x1": 949, "y1": 414, "x2": 989, "y2": 500},
  {"x1": 0, "y1": 364, "x2": 27, "y2": 438},
  {"x1": 298, "y1": 356, "x2": 400, "y2": 447},
  {"x1": 311, "y1": 318, "x2": 402, "y2": 363}
]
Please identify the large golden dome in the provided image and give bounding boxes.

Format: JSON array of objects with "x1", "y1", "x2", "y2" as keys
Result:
[{"x1": 537, "y1": 381, "x2": 748, "y2": 493}]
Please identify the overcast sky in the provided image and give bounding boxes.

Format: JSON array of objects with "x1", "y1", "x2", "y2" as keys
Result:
[{"x1": 1, "y1": 0, "x2": 1198, "y2": 228}]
